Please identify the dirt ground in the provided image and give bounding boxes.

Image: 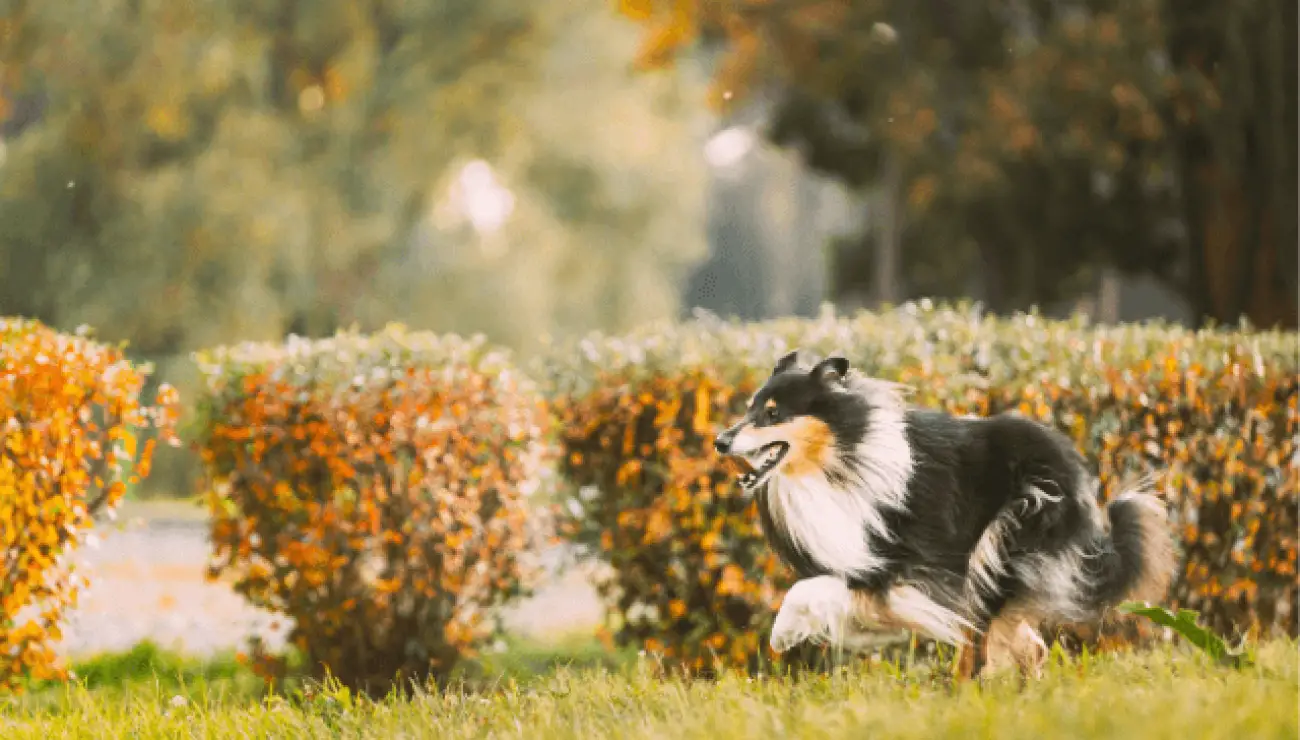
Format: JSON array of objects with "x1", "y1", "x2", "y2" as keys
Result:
[{"x1": 56, "y1": 501, "x2": 605, "y2": 658}]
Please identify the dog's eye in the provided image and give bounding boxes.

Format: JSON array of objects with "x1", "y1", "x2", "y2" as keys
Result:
[{"x1": 764, "y1": 406, "x2": 780, "y2": 424}]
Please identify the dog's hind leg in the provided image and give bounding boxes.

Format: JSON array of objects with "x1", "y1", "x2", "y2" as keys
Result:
[
  {"x1": 958, "y1": 616, "x2": 1049, "y2": 683},
  {"x1": 960, "y1": 516, "x2": 1019, "y2": 679},
  {"x1": 984, "y1": 615, "x2": 1049, "y2": 679},
  {"x1": 961, "y1": 481, "x2": 1073, "y2": 677},
  {"x1": 955, "y1": 628, "x2": 983, "y2": 681}
]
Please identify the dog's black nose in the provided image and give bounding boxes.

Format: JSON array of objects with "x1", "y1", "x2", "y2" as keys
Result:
[{"x1": 714, "y1": 426, "x2": 738, "y2": 454}]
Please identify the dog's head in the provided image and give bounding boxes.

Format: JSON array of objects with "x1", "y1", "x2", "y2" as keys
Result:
[{"x1": 714, "y1": 350, "x2": 866, "y2": 493}]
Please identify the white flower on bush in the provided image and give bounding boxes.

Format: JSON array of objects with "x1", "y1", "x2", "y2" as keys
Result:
[{"x1": 626, "y1": 602, "x2": 660, "y2": 625}]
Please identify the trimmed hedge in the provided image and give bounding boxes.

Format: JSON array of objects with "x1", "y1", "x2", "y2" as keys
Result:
[
  {"x1": 543, "y1": 303, "x2": 1298, "y2": 673},
  {"x1": 192, "y1": 326, "x2": 553, "y2": 692},
  {"x1": 0, "y1": 319, "x2": 179, "y2": 691}
]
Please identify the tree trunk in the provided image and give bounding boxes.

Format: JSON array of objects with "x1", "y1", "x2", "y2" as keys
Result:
[
  {"x1": 1166, "y1": 0, "x2": 1298, "y2": 329},
  {"x1": 1097, "y1": 267, "x2": 1121, "y2": 324},
  {"x1": 873, "y1": 151, "x2": 902, "y2": 307},
  {"x1": 975, "y1": 236, "x2": 1015, "y2": 315}
]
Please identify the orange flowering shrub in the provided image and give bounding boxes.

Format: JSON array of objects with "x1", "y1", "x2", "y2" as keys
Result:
[
  {"x1": 193, "y1": 326, "x2": 553, "y2": 692},
  {"x1": 0, "y1": 318, "x2": 179, "y2": 691},
  {"x1": 544, "y1": 304, "x2": 1297, "y2": 672}
]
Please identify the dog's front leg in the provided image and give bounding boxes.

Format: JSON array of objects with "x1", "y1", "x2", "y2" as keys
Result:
[
  {"x1": 770, "y1": 577, "x2": 943, "y2": 655},
  {"x1": 770, "y1": 576, "x2": 981, "y2": 660},
  {"x1": 769, "y1": 576, "x2": 861, "y2": 653}
]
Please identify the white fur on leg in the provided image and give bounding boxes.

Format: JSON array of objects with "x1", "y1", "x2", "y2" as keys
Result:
[
  {"x1": 769, "y1": 576, "x2": 855, "y2": 653},
  {"x1": 886, "y1": 585, "x2": 972, "y2": 646},
  {"x1": 770, "y1": 578, "x2": 974, "y2": 654}
]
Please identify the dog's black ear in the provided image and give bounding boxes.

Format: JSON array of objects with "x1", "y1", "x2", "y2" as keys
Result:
[
  {"x1": 773, "y1": 350, "x2": 800, "y2": 375},
  {"x1": 813, "y1": 355, "x2": 850, "y2": 386}
]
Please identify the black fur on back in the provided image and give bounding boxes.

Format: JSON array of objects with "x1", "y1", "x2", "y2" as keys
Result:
[{"x1": 858, "y1": 411, "x2": 1097, "y2": 609}]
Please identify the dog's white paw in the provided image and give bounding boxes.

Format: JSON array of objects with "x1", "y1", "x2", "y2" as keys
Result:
[{"x1": 769, "y1": 576, "x2": 854, "y2": 653}]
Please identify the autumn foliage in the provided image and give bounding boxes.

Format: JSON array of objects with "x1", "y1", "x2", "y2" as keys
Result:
[
  {"x1": 0, "y1": 318, "x2": 179, "y2": 691},
  {"x1": 193, "y1": 327, "x2": 553, "y2": 692},
  {"x1": 544, "y1": 304, "x2": 1298, "y2": 672},
  {"x1": 618, "y1": 1, "x2": 1298, "y2": 329}
]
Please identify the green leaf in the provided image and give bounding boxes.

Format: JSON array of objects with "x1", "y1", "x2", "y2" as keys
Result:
[{"x1": 1117, "y1": 602, "x2": 1252, "y2": 668}]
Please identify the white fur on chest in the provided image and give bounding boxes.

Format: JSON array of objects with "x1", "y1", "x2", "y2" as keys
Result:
[
  {"x1": 764, "y1": 375, "x2": 917, "y2": 580},
  {"x1": 767, "y1": 472, "x2": 893, "y2": 578}
]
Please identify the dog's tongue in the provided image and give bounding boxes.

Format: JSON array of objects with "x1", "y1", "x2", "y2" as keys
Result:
[{"x1": 720, "y1": 455, "x2": 757, "y2": 477}]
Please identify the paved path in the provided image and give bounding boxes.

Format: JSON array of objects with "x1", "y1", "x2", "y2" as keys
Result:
[{"x1": 56, "y1": 503, "x2": 605, "y2": 658}]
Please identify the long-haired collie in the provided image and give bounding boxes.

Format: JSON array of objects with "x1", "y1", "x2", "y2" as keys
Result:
[{"x1": 714, "y1": 350, "x2": 1176, "y2": 677}]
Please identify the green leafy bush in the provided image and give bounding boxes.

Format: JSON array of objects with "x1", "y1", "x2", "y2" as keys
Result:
[
  {"x1": 542, "y1": 303, "x2": 1297, "y2": 672},
  {"x1": 193, "y1": 326, "x2": 554, "y2": 692}
]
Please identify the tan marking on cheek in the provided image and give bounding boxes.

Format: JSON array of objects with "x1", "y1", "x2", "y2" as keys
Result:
[
  {"x1": 764, "y1": 399, "x2": 777, "y2": 410},
  {"x1": 781, "y1": 417, "x2": 834, "y2": 478}
]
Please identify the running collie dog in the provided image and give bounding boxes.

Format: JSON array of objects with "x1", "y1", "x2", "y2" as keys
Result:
[{"x1": 714, "y1": 350, "x2": 1176, "y2": 677}]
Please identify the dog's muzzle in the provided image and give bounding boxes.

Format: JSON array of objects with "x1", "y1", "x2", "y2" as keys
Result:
[{"x1": 714, "y1": 423, "x2": 788, "y2": 492}]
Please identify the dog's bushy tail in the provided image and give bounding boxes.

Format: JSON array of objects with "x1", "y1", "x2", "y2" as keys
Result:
[{"x1": 1084, "y1": 491, "x2": 1177, "y2": 610}]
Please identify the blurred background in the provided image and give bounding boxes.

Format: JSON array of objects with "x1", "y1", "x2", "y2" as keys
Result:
[{"x1": 0, "y1": 0, "x2": 1295, "y2": 660}]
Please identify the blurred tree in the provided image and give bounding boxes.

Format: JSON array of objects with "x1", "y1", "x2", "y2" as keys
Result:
[
  {"x1": 0, "y1": 0, "x2": 540, "y2": 353},
  {"x1": 0, "y1": 0, "x2": 708, "y2": 496},
  {"x1": 618, "y1": 0, "x2": 1297, "y2": 328},
  {"x1": 0, "y1": 0, "x2": 708, "y2": 356},
  {"x1": 376, "y1": 4, "x2": 710, "y2": 350}
]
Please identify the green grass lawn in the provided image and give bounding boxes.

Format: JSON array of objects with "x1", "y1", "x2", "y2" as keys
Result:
[{"x1": 2, "y1": 638, "x2": 1295, "y2": 739}]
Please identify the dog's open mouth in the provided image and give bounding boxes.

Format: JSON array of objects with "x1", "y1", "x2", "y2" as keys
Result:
[{"x1": 737, "y1": 442, "x2": 789, "y2": 491}]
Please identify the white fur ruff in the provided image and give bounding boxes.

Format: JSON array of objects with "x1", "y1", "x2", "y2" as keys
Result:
[
  {"x1": 766, "y1": 376, "x2": 914, "y2": 580},
  {"x1": 767, "y1": 474, "x2": 891, "y2": 577}
]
